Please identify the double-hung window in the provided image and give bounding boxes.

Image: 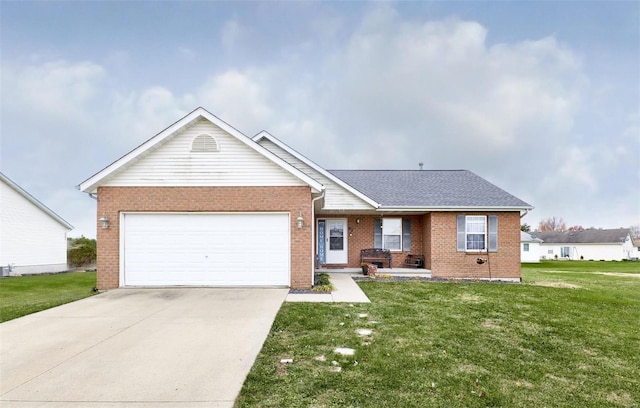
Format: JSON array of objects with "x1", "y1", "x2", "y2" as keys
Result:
[
  {"x1": 457, "y1": 215, "x2": 498, "y2": 252},
  {"x1": 374, "y1": 218, "x2": 412, "y2": 251}
]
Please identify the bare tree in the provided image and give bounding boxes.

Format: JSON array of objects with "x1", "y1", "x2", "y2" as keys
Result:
[
  {"x1": 630, "y1": 224, "x2": 640, "y2": 238},
  {"x1": 568, "y1": 225, "x2": 585, "y2": 231},
  {"x1": 538, "y1": 216, "x2": 567, "y2": 232}
]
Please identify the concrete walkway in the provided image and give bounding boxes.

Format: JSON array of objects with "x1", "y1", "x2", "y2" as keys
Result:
[
  {"x1": 0, "y1": 288, "x2": 288, "y2": 408},
  {"x1": 286, "y1": 273, "x2": 370, "y2": 303}
]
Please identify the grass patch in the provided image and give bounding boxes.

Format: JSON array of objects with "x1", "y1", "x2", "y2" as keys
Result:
[
  {"x1": 236, "y1": 262, "x2": 640, "y2": 407},
  {"x1": 0, "y1": 271, "x2": 97, "y2": 322}
]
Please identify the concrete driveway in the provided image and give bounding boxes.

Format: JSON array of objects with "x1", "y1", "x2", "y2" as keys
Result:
[{"x1": 0, "y1": 288, "x2": 288, "y2": 407}]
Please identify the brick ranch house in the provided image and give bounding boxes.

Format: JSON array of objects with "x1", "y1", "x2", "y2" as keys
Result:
[{"x1": 79, "y1": 107, "x2": 533, "y2": 290}]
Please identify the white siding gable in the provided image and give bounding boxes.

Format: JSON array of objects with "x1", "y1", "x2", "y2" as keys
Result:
[
  {"x1": 258, "y1": 139, "x2": 374, "y2": 210},
  {"x1": 1, "y1": 180, "x2": 69, "y2": 273},
  {"x1": 103, "y1": 119, "x2": 308, "y2": 187}
]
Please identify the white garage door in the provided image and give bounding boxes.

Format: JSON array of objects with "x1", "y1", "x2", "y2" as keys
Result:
[{"x1": 122, "y1": 213, "x2": 290, "y2": 286}]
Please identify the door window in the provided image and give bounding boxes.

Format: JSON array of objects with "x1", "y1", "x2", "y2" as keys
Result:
[{"x1": 329, "y1": 222, "x2": 344, "y2": 250}]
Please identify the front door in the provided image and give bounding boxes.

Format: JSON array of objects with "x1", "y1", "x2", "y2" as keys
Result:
[{"x1": 324, "y1": 219, "x2": 348, "y2": 264}]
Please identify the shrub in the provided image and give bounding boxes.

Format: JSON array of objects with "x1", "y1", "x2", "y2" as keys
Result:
[{"x1": 67, "y1": 237, "x2": 97, "y2": 267}]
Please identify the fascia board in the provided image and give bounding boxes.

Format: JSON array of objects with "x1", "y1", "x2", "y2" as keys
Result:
[
  {"x1": 253, "y1": 131, "x2": 380, "y2": 208},
  {"x1": 1, "y1": 172, "x2": 73, "y2": 230},
  {"x1": 377, "y1": 205, "x2": 535, "y2": 212},
  {"x1": 79, "y1": 108, "x2": 204, "y2": 193}
]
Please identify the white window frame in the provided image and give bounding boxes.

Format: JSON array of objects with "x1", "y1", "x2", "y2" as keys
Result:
[
  {"x1": 465, "y1": 215, "x2": 487, "y2": 252},
  {"x1": 523, "y1": 243, "x2": 530, "y2": 252},
  {"x1": 382, "y1": 218, "x2": 402, "y2": 251}
]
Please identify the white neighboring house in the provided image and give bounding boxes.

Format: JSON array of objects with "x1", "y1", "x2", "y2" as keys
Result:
[
  {"x1": 533, "y1": 228, "x2": 636, "y2": 261},
  {"x1": 0, "y1": 172, "x2": 73, "y2": 276},
  {"x1": 521, "y1": 231, "x2": 543, "y2": 262}
]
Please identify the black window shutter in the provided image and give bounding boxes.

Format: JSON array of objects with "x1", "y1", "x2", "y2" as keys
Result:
[
  {"x1": 374, "y1": 218, "x2": 382, "y2": 248},
  {"x1": 402, "y1": 218, "x2": 411, "y2": 251},
  {"x1": 457, "y1": 215, "x2": 466, "y2": 252}
]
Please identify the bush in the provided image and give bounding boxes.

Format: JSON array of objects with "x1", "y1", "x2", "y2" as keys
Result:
[{"x1": 67, "y1": 237, "x2": 97, "y2": 267}]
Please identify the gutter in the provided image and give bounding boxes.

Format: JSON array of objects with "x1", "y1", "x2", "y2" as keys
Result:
[
  {"x1": 310, "y1": 188, "x2": 326, "y2": 285},
  {"x1": 376, "y1": 205, "x2": 534, "y2": 213}
]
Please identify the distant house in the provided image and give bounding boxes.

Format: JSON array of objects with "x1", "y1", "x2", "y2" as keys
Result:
[
  {"x1": 633, "y1": 239, "x2": 640, "y2": 260},
  {"x1": 521, "y1": 231, "x2": 543, "y2": 262},
  {"x1": 533, "y1": 228, "x2": 635, "y2": 261},
  {"x1": 0, "y1": 172, "x2": 73, "y2": 275}
]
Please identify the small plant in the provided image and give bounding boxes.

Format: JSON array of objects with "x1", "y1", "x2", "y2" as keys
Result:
[{"x1": 313, "y1": 273, "x2": 334, "y2": 292}]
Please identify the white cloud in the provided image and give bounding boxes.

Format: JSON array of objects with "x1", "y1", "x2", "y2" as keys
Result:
[
  {"x1": 1, "y1": 5, "x2": 637, "y2": 233},
  {"x1": 2, "y1": 60, "x2": 105, "y2": 125},
  {"x1": 195, "y1": 70, "x2": 274, "y2": 134},
  {"x1": 221, "y1": 19, "x2": 248, "y2": 50}
]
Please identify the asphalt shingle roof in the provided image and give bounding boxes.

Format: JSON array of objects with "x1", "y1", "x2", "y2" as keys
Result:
[
  {"x1": 328, "y1": 170, "x2": 532, "y2": 208},
  {"x1": 531, "y1": 229, "x2": 631, "y2": 244}
]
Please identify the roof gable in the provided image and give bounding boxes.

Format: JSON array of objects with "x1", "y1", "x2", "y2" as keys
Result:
[
  {"x1": 521, "y1": 231, "x2": 543, "y2": 242},
  {"x1": 79, "y1": 108, "x2": 323, "y2": 193},
  {"x1": 253, "y1": 131, "x2": 378, "y2": 209},
  {"x1": 0, "y1": 172, "x2": 73, "y2": 230},
  {"x1": 329, "y1": 170, "x2": 533, "y2": 210}
]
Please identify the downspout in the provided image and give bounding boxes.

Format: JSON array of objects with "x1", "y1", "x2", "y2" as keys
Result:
[
  {"x1": 520, "y1": 209, "x2": 529, "y2": 219},
  {"x1": 310, "y1": 189, "x2": 326, "y2": 287}
]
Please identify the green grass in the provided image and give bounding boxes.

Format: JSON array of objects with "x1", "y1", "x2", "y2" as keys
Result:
[
  {"x1": 0, "y1": 271, "x2": 97, "y2": 322},
  {"x1": 236, "y1": 261, "x2": 640, "y2": 407}
]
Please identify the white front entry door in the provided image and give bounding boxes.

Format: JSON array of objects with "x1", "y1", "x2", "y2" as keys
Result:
[{"x1": 325, "y1": 219, "x2": 348, "y2": 264}]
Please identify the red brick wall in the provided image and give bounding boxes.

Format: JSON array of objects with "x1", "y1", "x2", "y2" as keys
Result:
[
  {"x1": 316, "y1": 212, "x2": 521, "y2": 279},
  {"x1": 429, "y1": 212, "x2": 521, "y2": 279},
  {"x1": 96, "y1": 186, "x2": 313, "y2": 290}
]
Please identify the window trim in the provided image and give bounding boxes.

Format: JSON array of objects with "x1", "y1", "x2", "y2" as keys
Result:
[
  {"x1": 465, "y1": 215, "x2": 487, "y2": 252},
  {"x1": 523, "y1": 243, "x2": 530, "y2": 252},
  {"x1": 382, "y1": 218, "x2": 402, "y2": 251},
  {"x1": 374, "y1": 217, "x2": 411, "y2": 252},
  {"x1": 456, "y1": 215, "x2": 498, "y2": 253}
]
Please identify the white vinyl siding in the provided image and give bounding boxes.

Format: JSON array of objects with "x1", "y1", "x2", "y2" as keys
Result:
[
  {"x1": 121, "y1": 213, "x2": 289, "y2": 286},
  {"x1": 103, "y1": 119, "x2": 307, "y2": 187},
  {"x1": 258, "y1": 139, "x2": 374, "y2": 210},
  {"x1": 0, "y1": 180, "x2": 69, "y2": 273},
  {"x1": 540, "y1": 243, "x2": 631, "y2": 261}
]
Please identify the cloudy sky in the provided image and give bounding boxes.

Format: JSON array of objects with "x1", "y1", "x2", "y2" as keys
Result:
[{"x1": 1, "y1": 1, "x2": 638, "y2": 238}]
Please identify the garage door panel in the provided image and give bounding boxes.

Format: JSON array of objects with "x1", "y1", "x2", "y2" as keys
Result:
[{"x1": 123, "y1": 213, "x2": 289, "y2": 286}]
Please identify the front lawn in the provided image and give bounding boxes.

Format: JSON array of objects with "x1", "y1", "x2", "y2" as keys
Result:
[
  {"x1": 236, "y1": 262, "x2": 640, "y2": 407},
  {"x1": 0, "y1": 271, "x2": 97, "y2": 322}
]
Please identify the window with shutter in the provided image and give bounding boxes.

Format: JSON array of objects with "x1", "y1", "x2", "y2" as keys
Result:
[
  {"x1": 456, "y1": 215, "x2": 497, "y2": 252},
  {"x1": 374, "y1": 218, "x2": 412, "y2": 251}
]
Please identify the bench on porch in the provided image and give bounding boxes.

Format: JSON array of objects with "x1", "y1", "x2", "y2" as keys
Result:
[
  {"x1": 403, "y1": 254, "x2": 425, "y2": 269},
  {"x1": 360, "y1": 248, "x2": 392, "y2": 268}
]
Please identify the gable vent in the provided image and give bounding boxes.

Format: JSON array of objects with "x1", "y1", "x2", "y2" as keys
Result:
[{"x1": 191, "y1": 134, "x2": 219, "y2": 152}]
